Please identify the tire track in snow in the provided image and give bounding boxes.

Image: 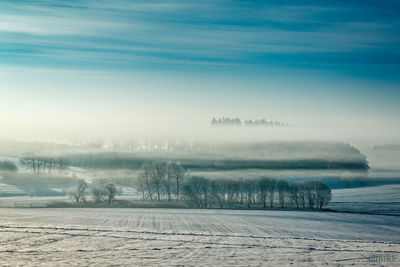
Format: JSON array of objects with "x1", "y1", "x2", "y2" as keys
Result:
[
  {"x1": 1, "y1": 225, "x2": 400, "y2": 255},
  {"x1": 1, "y1": 225, "x2": 399, "y2": 245}
]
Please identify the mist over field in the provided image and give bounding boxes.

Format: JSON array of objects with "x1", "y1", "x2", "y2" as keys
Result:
[
  {"x1": 1, "y1": 89, "x2": 400, "y2": 266},
  {"x1": 1, "y1": 0, "x2": 400, "y2": 265}
]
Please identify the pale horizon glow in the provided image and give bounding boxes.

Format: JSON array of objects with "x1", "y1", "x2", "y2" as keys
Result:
[{"x1": 0, "y1": 1, "x2": 399, "y2": 144}]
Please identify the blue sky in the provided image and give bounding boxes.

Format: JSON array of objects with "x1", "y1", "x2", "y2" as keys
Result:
[{"x1": 0, "y1": 0, "x2": 399, "y2": 140}]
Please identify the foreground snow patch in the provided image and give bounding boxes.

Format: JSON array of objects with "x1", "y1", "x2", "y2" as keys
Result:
[{"x1": 0, "y1": 208, "x2": 399, "y2": 266}]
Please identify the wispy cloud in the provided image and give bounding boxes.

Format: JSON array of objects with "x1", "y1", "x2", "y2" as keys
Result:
[{"x1": 0, "y1": 0, "x2": 399, "y2": 74}]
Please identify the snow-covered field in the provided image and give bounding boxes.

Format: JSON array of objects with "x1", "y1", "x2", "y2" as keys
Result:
[
  {"x1": 0, "y1": 208, "x2": 399, "y2": 266},
  {"x1": 0, "y1": 196, "x2": 70, "y2": 208},
  {"x1": 329, "y1": 184, "x2": 400, "y2": 215},
  {"x1": 332, "y1": 184, "x2": 400, "y2": 202}
]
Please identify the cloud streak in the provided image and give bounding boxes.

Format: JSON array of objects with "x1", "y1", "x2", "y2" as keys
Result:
[
  {"x1": 0, "y1": 0, "x2": 399, "y2": 75},
  {"x1": 0, "y1": 0, "x2": 400, "y2": 142}
]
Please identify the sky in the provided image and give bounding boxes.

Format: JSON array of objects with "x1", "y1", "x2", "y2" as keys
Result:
[{"x1": 0, "y1": 0, "x2": 399, "y2": 142}]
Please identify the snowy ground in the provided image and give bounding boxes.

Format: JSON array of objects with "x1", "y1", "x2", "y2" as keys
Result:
[
  {"x1": 0, "y1": 196, "x2": 70, "y2": 208},
  {"x1": 0, "y1": 208, "x2": 399, "y2": 266},
  {"x1": 329, "y1": 184, "x2": 400, "y2": 215},
  {"x1": 331, "y1": 184, "x2": 400, "y2": 202}
]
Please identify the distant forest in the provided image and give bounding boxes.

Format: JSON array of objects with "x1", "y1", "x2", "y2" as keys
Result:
[
  {"x1": 63, "y1": 154, "x2": 369, "y2": 171},
  {"x1": 9, "y1": 142, "x2": 369, "y2": 172},
  {"x1": 211, "y1": 117, "x2": 289, "y2": 127},
  {"x1": 0, "y1": 160, "x2": 17, "y2": 171},
  {"x1": 58, "y1": 142, "x2": 368, "y2": 171}
]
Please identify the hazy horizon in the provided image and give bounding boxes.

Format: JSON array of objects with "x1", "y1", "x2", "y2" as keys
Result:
[
  {"x1": 1, "y1": 1, "x2": 399, "y2": 144},
  {"x1": 1, "y1": 2, "x2": 400, "y2": 265}
]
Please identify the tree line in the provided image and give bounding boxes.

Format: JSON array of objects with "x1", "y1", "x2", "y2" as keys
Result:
[
  {"x1": 182, "y1": 176, "x2": 331, "y2": 209},
  {"x1": 69, "y1": 178, "x2": 120, "y2": 205},
  {"x1": 136, "y1": 161, "x2": 185, "y2": 201},
  {"x1": 211, "y1": 117, "x2": 289, "y2": 127},
  {"x1": 67, "y1": 160, "x2": 332, "y2": 209},
  {"x1": 211, "y1": 117, "x2": 242, "y2": 126},
  {"x1": 0, "y1": 160, "x2": 18, "y2": 171},
  {"x1": 135, "y1": 161, "x2": 332, "y2": 209},
  {"x1": 245, "y1": 118, "x2": 288, "y2": 127},
  {"x1": 20, "y1": 155, "x2": 69, "y2": 175}
]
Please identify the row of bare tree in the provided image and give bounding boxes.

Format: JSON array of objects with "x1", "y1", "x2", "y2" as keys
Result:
[
  {"x1": 136, "y1": 161, "x2": 332, "y2": 209},
  {"x1": 182, "y1": 176, "x2": 331, "y2": 209},
  {"x1": 20, "y1": 155, "x2": 69, "y2": 175},
  {"x1": 136, "y1": 161, "x2": 185, "y2": 201},
  {"x1": 70, "y1": 178, "x2": 119, "y2": 204}
]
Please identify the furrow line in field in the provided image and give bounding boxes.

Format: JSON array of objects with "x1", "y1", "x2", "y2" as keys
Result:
[
  {"x1": 1, "y1": 228, "x2": 400, "y2": 254},
  {"x1": 1, "y1": 224, "x2": 399, "y2": 245}
]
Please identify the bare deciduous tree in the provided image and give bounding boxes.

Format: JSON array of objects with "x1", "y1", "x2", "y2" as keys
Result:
[
  {"x1": 164, "y1": 162, "x2": 174, "y2": 202},
  {"x1": 137, "y1": 162, "x2": 153, "y2": 200},
  {"x1": 104, "y1": 182, "x2": 118, "y2": 204},
  {"x1": 267, "y1": 179, "x2": 276, "y2": 208},
  {"x1": 90, "y1": 180, "x2": 119, "y2": 204},
  {"x1": 304, "y1": 181, "x2": 317, "y2": 209},
  {"x1": 183, "y1": 176, "x2": 211, "y2": 208},
  {"x1": 149, "y1": 161, "x2": 167, "y2": 201},
  {"x1": 91, "y1": 182, "x2": 106, "y2": 203},
  {"x1": 315, "y1": 181, "x2": 332, "y2": 209},
  {"x1": 70, "y1": 178, "x2": 88, "y2": 203},
  {"x1": 277, "y1": 179, "x2": 289, "y2": 208},
  {"x1": 289, "y1": 182, "x2": 300, "y2": 209},
  {"x1": 169, "y1": 161, "x2": 185, "y2": 201}
]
